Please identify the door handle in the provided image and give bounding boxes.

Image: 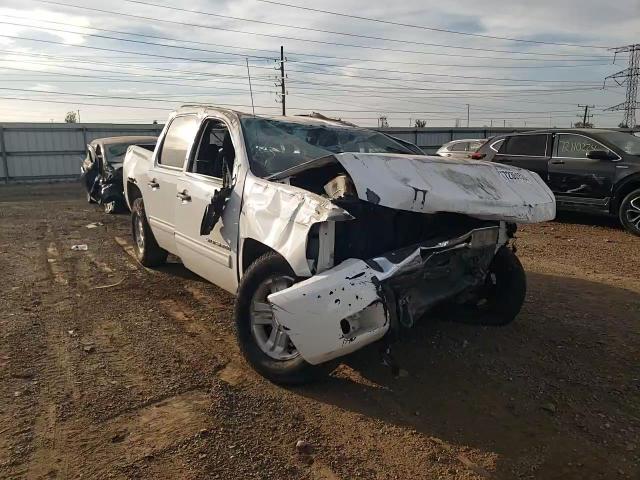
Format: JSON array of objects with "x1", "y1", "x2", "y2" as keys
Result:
[
  {"x1": 147, "y1": 179, "x2": 159, "y2": 189},
  {"x1": 176, "y1": 190, "x2": 191, "y2": 202},
  {"x1": 550, "y1": 160, "x2": 565, "y2": 165}
]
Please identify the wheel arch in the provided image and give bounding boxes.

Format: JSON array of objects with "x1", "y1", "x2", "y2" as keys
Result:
[
  {"x1": 240, "y1": 238, "x2": 293, "y2": 280},
  {"x1": 612, "y1": 174, "x2": 640, "y2": 214},
  {"x1": 126, "y1": 181, "x2": 143, "y2": 210}
]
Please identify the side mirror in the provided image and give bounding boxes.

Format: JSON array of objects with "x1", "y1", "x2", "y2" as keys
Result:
[{"x1": 586, "y1": 150, "x2": 616, "y2": 161}]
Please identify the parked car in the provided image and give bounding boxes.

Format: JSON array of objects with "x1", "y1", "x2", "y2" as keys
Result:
[
  {"x1": 490, "y1": 129, "x2": 640, "y2": 235},
  {"x1": 81, "y1": 136, "x2": 157, "y2": 213},
  {"x1": 470, "y1": 135, "x2": 507, "y2": 162},
  {"x1": 123, "y1": 106, "x2": 555, "y2": 384},
  {"x1": 436, "y1": 139, "x2": 486, "y2": 159}
]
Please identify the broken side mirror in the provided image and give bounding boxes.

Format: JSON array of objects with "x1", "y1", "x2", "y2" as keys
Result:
[{"x1": 200, "y1": 186, "x2": 232, "y2": 236}]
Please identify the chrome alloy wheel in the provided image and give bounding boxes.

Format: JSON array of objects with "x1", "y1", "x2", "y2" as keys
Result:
[
  {"x1": 134, "y1": 213, "x2": 145, "y2": 252},
  {"x1": 625, "y1": 195, "x2": 640, "y2": 232},
  {"x1": 250, "y1": 275, "x2": 299, "y2": 361}
]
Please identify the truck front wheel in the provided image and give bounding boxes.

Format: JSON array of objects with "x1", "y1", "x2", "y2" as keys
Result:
[
  {"x1": 235, "y1": 252, "x2": 335, "y2": 384},
  {"x1": 131, "y1": 197, "x2": 168, "y2": 267}
]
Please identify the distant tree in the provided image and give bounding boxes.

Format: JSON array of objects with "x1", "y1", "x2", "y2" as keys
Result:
[
  {"x1": 573, "y1": 121, "x2": 594, "y2": 128},
  {"x1": 152, "y1": 120, "x2": 158, "y2": 124},
  {"x1": 414, "y1": 119, "x2": 427, "y2": 128},
  {"x1": 618, "y1": 122, "x2": 629, "y2": 128},
  {"x1": 65, "y1": 111, "x2": 77, "y2": 123}
]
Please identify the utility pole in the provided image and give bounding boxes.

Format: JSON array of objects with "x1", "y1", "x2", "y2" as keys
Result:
[
  {"x1": 605, "y1": 44, "x2": 639, "y2": 127},
  {"x1": 577, "y1": 104, "x2": 594, "y2": 126},
  {"x1": 77, "y1": 109, "x2": 81, "y2": 123},
  {"x1": 466, "y1": 104, "x2": 470, "y2": 127},
  {"x1": 280, "y1": 46, "x2": 286, "y2": 116}
]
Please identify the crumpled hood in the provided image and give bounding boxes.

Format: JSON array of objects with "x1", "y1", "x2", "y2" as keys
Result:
[{"x1": 333, "y1": 152, "x2": 556, "y2": 223}]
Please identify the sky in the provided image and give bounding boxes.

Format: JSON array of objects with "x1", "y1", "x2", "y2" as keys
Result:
[{"x1": 0, "y1": 0, "x2": 639, "y2": 127}]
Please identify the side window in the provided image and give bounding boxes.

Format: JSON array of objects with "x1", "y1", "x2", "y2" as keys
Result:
[
  {"x1": 502, "y1": 134, "x2": 548, "y2": 156},
  {"x1": 490, "y1": 139, "x2": 504, "y2": 152},
  {"x1": 449, "y1": 142, "x2": 467, "y2": 152},
  {"x1": 469, "y1": 141, "x2": 483, "y2": 152},
  {"x1": 188, "y1": 119, "x2": 236, "y2": 179},
  {"x1": 554, "y1": 134, "x2": 602, "y2": 159},
  {"x1": 159, "y1": 115, "x2": 199, "y2": 168}
]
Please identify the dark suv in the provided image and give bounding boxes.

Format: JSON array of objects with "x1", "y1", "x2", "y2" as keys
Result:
[{"x1": 490, "y1": 129, "x2": 640, "y2": 235}]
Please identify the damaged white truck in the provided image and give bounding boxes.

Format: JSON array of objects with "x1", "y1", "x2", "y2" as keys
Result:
[{"x1": 123, "y1": 106, "x2": 556, "y2": 384}]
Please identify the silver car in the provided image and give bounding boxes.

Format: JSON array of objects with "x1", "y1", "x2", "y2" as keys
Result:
[{"x1": 437, "y1": 139, "x2": 486, "y2": 160}]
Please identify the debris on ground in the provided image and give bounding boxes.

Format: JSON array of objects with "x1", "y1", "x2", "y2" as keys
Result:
[
  {"x1": 295, "y1": 440, "x2": 313, "y2": 455},
  {"x1": 86, "y1": 222, "x2": 104, "y2": 229},
  {"x1": 71, "y1": 244, "x2": 88, "y2": 251}
]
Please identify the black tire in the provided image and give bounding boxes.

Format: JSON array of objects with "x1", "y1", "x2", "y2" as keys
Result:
[
  {"x1": 618, "y1": 188, "x2": 640, "y2": 237},
  {"x1": 131, "y1": 197, "x2": 168, "y2": 267},
  {"x1": 235, "y1": 252, "x2": 335, "y2": 385},
  {"x1": 448, "y1": 246, "x2": 526, "y2": 326},
  {"x1": 474, "y1": 246, "x2": 527, "y2": 326}
]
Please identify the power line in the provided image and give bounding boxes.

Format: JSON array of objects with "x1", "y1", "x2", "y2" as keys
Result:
[
  {"x1": 30, "y1": 0, "x2": 614, "y2": 60},
  {"x1": 3, "y1": 13, "x2": 612, "y2": 69},
  {"x1": 0, "y1": 29, "x2": 606, "y2": 89},
  {"x1": 115, "y1": 0, "x2": 611, "y2": 56},
  {"x1": 255, "y1": 0, "x2": 611, "y2": 49}
]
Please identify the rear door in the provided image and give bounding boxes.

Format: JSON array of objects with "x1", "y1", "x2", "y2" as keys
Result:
[
  {"x1": 174, "y1": 117, "x2": 238, "y2": 293},
  {"x1": 143, "y1": 114, "x2": 199, "y2": 254},
  {"x1": 494, "y1": 134, "x2": 550, "y2": 180},
  {"x1": 547, "y1": 133, "x2": 618, "y2": 205}
]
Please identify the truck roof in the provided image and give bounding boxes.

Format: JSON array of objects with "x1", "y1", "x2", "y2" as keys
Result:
[
  {"x1": 90, "y1": 135, "x2": 157, "y2": 145},
  {"x1": 174, "y1": 105, "x2": 355, "y2": 128}
]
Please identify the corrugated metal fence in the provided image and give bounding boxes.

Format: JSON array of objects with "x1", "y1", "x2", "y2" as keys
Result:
[
  {"x1": 2, "y1": 123, "x2": 630, "y2": 183},
  {"x1": 0, "y1": 123, "x2": 163, "y2": 183}
]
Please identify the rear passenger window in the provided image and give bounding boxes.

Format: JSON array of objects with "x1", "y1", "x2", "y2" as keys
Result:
[
  {"x1": 449, "y1": 142, "x2": 468, "y2": 152},
  {"x1": 159, "y1": 115, "x2": 199, "y2": 168},
  {"x1": 501, "y1": 135, "x2": 548, "y2": 156}
]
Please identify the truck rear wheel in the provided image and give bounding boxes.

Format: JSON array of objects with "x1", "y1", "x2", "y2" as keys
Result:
[
  {"x1": 235, "y1": 252, "x2": 335, "y2": 385},
  {"x1": 131, "y1": 197, "x2": 168, "y2": 267},
  {"x1": 619, "y1": 188, "x2": 640, "y2": 236}
]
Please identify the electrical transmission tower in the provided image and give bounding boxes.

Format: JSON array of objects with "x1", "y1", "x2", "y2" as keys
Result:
[{"x1": 605, "y1": 44, "x2": 639, "y2": 127}]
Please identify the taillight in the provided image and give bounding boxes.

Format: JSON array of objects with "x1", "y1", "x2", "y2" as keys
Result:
[{"x1": 470, "y1": 152, "x2": 485, "y2": 160}]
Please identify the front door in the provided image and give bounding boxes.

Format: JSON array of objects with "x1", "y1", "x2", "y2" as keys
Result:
[
  {"x1": 143, "y1": 114, "x2": 200, "y2": 253},
  {"x1": 494, "y1": 134, "x2": 551, "y2": 180},
  {"x1": 174, "y1": 118, "x2": 238, "y2": 293},
  {"x1": 547, "y1": 133, "x2": 617, "y2": 206}
]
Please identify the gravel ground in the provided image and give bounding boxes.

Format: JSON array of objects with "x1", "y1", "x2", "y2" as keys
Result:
[{"x1": 0, "y1": 182, "x2": 638, "y2": 480}]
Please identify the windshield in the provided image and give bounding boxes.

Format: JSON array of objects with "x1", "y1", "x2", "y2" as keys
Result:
[
  {"x1": 240, "y1": 116, "x2": 417, "y2": 176},
  {"x1": 598, "y1": 132, "x2": 640, "y2": 156}
]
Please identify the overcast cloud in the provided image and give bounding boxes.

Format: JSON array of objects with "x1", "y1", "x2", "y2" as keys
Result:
[{"x1": 0, "y1": 0, "x2": 638, "y2": 126}]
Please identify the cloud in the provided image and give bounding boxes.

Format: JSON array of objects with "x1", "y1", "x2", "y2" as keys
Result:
[{"x1": 0, "y1": 0, "x2": 637, "y2": 126}]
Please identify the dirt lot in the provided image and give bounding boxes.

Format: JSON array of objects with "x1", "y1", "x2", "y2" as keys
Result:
[{"x1": 1, "y1": 182, "x2": 638, "y2": 480}]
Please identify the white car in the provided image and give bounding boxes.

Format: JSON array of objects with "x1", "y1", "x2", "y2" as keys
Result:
[
  {"x1": 123, "y1": 106, "x2": 555, "y2": 384},
  {"x1": 437, "y1": 139, "x2": 486, "y2": 160}
]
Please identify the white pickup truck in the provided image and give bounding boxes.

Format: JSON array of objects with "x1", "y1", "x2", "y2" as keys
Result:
[{"x1": 123, "y1": 105, "x2": 556, "y2": 384}]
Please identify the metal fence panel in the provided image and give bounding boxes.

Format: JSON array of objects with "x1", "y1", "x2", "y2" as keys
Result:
[
  {"x1": 1, "y1": 123, "x2": 635, "y2": 183},
  {"x1": 0, "y1": 123, "x2": 163, "y2": 183}
]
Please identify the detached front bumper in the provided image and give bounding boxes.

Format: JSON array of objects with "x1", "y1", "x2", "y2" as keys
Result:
[{"x1": 268, "y1": 226, "x2": 502, "y2": 365}]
